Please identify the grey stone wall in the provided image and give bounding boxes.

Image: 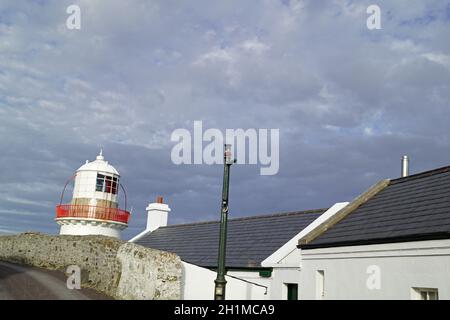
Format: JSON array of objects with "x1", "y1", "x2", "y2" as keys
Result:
[{"x1": 0, "y1": 232, "x2": 181, "y2": 300}]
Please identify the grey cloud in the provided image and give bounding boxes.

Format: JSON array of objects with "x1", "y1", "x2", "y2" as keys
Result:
[{"x1": 0, "y1": 0, "x2": 449, "y2": 240}]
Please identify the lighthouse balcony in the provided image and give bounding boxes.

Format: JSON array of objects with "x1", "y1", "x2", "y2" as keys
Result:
[{"x1": 55, "y1": 204, "x2": 130, "y2": 225}]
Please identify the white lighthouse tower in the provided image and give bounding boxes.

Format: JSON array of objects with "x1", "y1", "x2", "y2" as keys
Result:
[{"x1": 55, "y1": 150, "x2": 130, "y2": 239}]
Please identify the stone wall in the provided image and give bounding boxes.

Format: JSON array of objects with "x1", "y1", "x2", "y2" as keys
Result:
[{"x1": 0, "y1": 232, "x2": 181, "y2": 300}]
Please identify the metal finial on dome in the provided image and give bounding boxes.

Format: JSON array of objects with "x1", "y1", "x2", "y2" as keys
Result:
[{"x1": 96, "y1": 147, "x2": 105, "y2": 161}]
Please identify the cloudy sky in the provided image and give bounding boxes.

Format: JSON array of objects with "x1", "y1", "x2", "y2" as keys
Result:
[{"x1": 0, "y1": 0, "x2": 449, "y2": 239}]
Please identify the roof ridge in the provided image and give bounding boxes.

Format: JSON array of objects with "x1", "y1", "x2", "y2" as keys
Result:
[
  {"x1": 160, "y1": 208, "x2": 327, "y2": 229},
  {"x1": 390, "y1": 164, "x2": 450, "y2": 185}
]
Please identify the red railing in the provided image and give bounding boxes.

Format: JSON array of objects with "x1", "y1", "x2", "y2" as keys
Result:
[{"x1": 56, "y1": 204, "x2": 130, "y2": 224}]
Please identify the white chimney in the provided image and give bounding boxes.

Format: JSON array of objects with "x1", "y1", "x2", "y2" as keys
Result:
[{"x1": 146, "y1": 196, "x2": 171, "y2": 232}]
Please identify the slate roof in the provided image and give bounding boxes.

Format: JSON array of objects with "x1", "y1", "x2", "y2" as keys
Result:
[
  {"x1": 301, "y1": 165, "x2": 450, "y2": 249},
  {"x1": 135, "y1": 209, "x2": 325, "y2": 268}
]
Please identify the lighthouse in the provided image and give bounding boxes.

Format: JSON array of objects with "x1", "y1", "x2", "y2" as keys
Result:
[{"x1": 55, "y1": 150, "x2": 130, "y2": 239}]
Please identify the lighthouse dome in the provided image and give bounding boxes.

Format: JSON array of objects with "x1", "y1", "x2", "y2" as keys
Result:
[{"x1": 77, "y1": 150, "x2": 119, "y2": 176}]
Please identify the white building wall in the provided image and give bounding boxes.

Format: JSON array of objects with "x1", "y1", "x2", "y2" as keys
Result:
[
  {"x1": 271, "y1": 249, "x2": 302, "y2": 299},
  {"x1": 226, "y1": 249, "x2": 303, "y2": 300},
  {"x1": 209, "y1": 203, "x2": 352, "y2": 300},
  {"x1": 300, "y1": 239, "x2": 450, "y2": 300},
  {"x1": 269, "y1": 268, "x2": 300, "y2": 300},
  {"x1": 257, "y1": 202, "x2": 350, "y2": 300},
  {"x1": 226, "y1": 270, "x2": 271, "y2": 299},
  {"x1": 59, "y1": 220, "x2": 124, "y2": 238},
  {"x1": 258, "y1": 248, "x2": 303, "y2": 299},
  {"x1": 181, "y1": 262, "x2": 267, "y2": 300}
]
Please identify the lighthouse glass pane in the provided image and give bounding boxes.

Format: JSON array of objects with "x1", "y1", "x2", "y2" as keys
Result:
[
  {"x1": 95, "y1": 174, "x2": 118, "y2": 194},
  {"x1": 112, "y1": 177, "x2": 118, "y2": 194},
  {"x1": 105, "y1": 179, "x2": 112, "y2": 193},
  {"x1": 96, "y1": 174, "x2": 105, "y2": 192}
]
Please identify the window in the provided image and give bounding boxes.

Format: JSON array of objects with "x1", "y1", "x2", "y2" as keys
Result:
[
  {"x1": 316, "y1": 270, "x2": 325, "y2": 300},
  {"x1": 105, "y1": 178, "x2": 112, "y2": 193},
  {"x1": 95, "y1": 174, "x2": 119, "y2": 195},
  {"x1": 286, "y1": 283, "x2": 298, "y2": 300},
  {"x1": 412, "y1": 288, "x2": 439, "y2": 300},
  {"x1": 112, "y1": 177, "x2": 118, "y2": 195},
  {"x1": 96, "y1": 174, "x2": 105, "y2": 192}
]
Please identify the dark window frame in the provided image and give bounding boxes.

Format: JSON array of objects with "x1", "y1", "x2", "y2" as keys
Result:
[{"x1": 95, "y1": 173, "x2": 119, "y2": 195}]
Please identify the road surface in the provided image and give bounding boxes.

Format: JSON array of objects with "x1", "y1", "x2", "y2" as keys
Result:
[{"x1": 0, "y1": 261, "x2": 112, "y2": 300}]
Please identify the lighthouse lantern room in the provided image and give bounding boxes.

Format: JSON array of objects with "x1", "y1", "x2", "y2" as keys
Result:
[{"x1": 55, "y1": 150, "x2": 130, "y2": 239}]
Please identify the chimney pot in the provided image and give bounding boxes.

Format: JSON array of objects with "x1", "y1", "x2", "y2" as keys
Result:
[{"x1": 156, "y1": 196, "x2": 163, "y2": 204}]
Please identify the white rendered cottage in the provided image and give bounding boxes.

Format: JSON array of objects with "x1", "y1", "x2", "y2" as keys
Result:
[{"x1": 296, "y1": 165, "x2": 450, "y2": 300}]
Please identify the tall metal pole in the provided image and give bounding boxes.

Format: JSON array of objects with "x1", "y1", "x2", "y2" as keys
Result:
[{"x1": 214, "y1": 144, "x2": 234, "y2": 300}]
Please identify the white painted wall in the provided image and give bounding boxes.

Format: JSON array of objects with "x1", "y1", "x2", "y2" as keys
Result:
[
  {"x1": 299, "y1": 239, "x2": 450, "y2": 300},
  {"x1": 58, "y1": 219, "x2": 125, "y2": 238},
  {"x1": 224, "y1": 251, "x2": 303, "y2": 300},
  {"x1": 181, "y1": 262, "x2": 267, "y2": 300},
  {"x1": 257, "y1": 202, "x2": 350, "y2": 300},
  {"x1": 227, "y1": 270, "x2": 272, "y2": 299},
  {"x1": 267, "y1": 250, "x2": 302, "y2": 300}
]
